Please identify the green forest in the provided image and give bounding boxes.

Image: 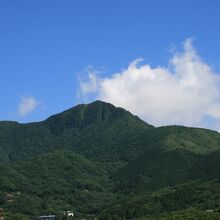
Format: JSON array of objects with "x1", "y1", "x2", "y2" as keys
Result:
[{"x1": 1, "y1": 101, "x2": 220, "y2": 219}]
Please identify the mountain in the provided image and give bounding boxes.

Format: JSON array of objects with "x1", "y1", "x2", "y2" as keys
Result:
[
  {"x1": 1, "y1": 100, "x2": 220, "y2": 219},
  {"x1": 0, "y1": 101, "x2": 153, "y2": 165}
]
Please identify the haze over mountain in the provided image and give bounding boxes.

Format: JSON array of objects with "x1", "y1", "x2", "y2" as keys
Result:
[{"x1": 1, "y1": 101, "x2": 220, "y2": 219}]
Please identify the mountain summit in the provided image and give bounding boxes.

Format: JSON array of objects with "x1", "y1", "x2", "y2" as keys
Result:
[{"x1": 43, "y1": 100, "x2": 150, "y2": 133}]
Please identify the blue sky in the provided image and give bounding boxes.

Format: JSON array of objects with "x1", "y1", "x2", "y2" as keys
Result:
[{"x1": 1, "y1": 0, "x2": 220, "y2": 130}]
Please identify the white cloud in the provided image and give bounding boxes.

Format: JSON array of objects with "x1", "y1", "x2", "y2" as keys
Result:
[
  {"x1": 79, "y1": 39, "x2": 220, "y2": 130},
  {"x1": 79, "y1": 66, "x2": 100, "y2": 94},
  {"x1": 18, "y1": 96, "x2": 38, "y2": 117}
]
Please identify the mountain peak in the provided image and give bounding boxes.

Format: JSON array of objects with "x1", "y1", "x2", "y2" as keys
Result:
[{"x1": 43, "y1": 100, "x2": 141, "y2": 134}]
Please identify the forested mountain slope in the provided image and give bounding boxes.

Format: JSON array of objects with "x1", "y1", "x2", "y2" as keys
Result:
[{"x1": 1, "y1": 101, "x2": 220, "y2": 219}]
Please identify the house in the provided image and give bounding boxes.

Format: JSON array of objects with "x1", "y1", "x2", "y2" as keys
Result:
[
  {"x1": 38, "y1": 215, "x2": 56, "y2": 220},
  {"x1": 63, "y1": 211, "x2": 74, "y2": 217}
]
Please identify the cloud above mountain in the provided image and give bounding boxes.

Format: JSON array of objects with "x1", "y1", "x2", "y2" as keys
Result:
[
  {"x1": 79, "y1": 39, "x2": 220, "y2": 130},
  {"x1": 18, "y1": 96, "x2": 38, "y2": 117}
]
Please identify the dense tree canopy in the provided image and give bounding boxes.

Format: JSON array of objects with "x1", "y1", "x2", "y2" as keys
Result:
[{"x1": 1, "y1": 101, "x2": 220, "y2": 219}]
